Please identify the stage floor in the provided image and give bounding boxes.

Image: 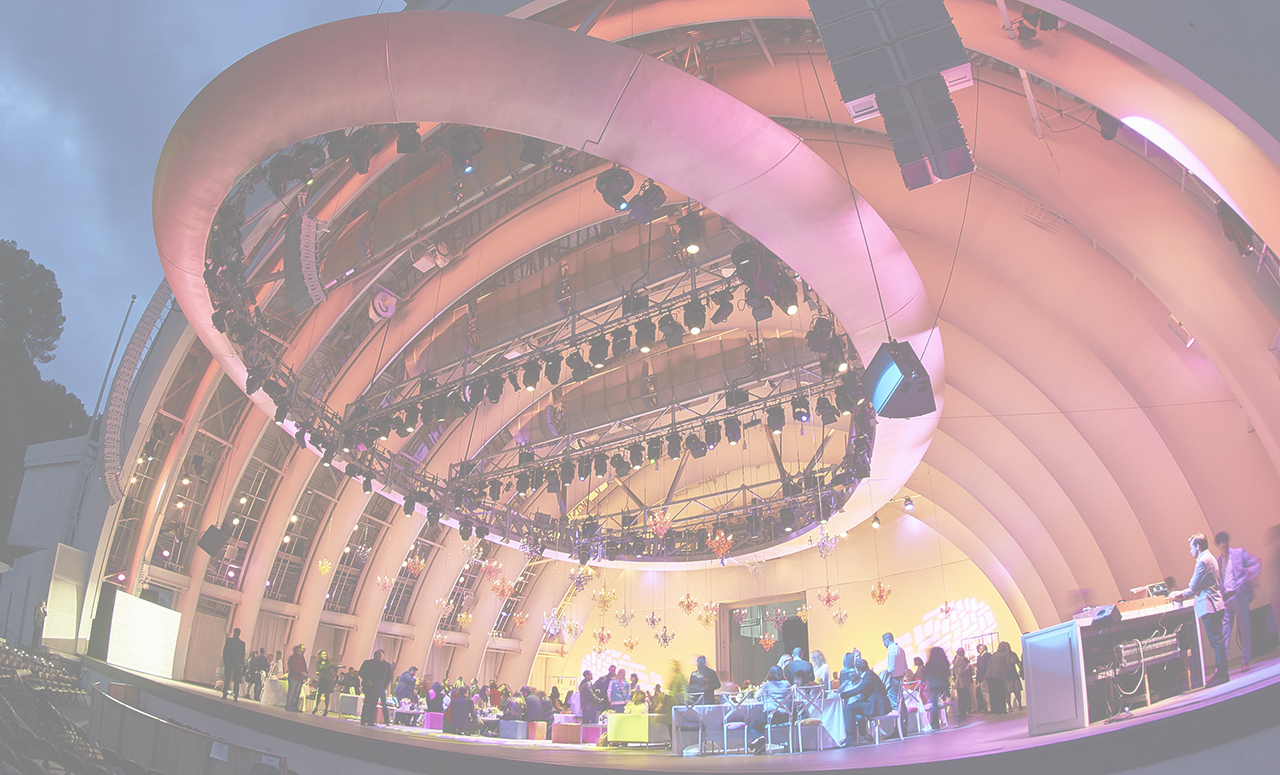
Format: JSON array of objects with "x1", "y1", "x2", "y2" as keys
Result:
[{"x1": 95, "y1": 652, "x2": 1280, "y2": 775}]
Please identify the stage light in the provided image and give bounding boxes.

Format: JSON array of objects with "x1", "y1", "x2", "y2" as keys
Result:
[
  {"x1": 634, "y1": 319, "x2": 656, "y2": 352},
  {"x1": 780, "y1": 507, "x2": 796, "y2": 533},
  {"x1": 791, "y1": 396, "x2": 811, "y2": 423},
  {"x1": 519, "y1": 447, "x2": 535, "y2": 466},
  {"x1": 427, "y1": 503, "x2": 443, "y2": 526},
  {"x1": 404, "y1": 405, "x2": 419, "y2": 432},
  {"x1": 488, "y1": 479, "x2": 503, "y2": 501},
  {"x1": 676, "y1": 211, "x2": 704, "y2": 254},
  {"x1": 371, "y1": 416, "x2": 391, "y2": 440},
  {"x1": 543, "y1": 352, "x2": 562, "y2": 384},
  {"x1": 627, "y1": 179, "x2": 667, "y2": 223},
  {"x1": 746, "y1": 290, "x2": 773, "y2": 321},
  {"x1": 685, "y1": 433, "x2": 708, "y2": 459},
  {"x1": 459, "y1": 522, "x2": 473, "y2": 540},
  {"x1": 834, "y1": 391, "x2": 855, "y2": 416},
  {"x1": 475, "y1": 523, "x2": 489, "y2": 540},
  {"x1": 806, "y1": 318, "x2": 833, "y2": 354},
  {"x1": 632, "y1": 537, "x2": 646, "y2": 556},
  {"x1": 578, "y1": 546, "x2": 591, "y2": 565},
  {"x1": 589, "y1": 336, "x2": 609, "y2": 369},
  {"x1": 522, "y1": 361, "x2": 540, "y2": 391},
  {"x1": 566, "y1": 351, "x2": 592, "y2": 381},
  {"x1": 872, "y1": 514, "x2": 881, "y2": 529},
  {"x1": 647, "y1": 437, "x2": 663, "y2": 464},
  {"x1": 611, "y1": 327, "x2": 632, "y2": 358},
  {"x1": 519, "y1": 135, "x2": 546, "y2": 166},
  {"x1": 346, "y1": 128, "x2": 384, "y2": 175},
  {"x1": 363, "y1": 476, "x2": 373, "y2": 494},
  {"x1": 594, "y1": 453, "x2": 608, "y2": 478},
  {"x1": 240, "y1": 496, "x2": 248, "y2": 504},
  {"x1": 772, "y1": 274, "x2": 799, "y2": 315},
  {"x1": 596, "y1": 166, "x2": 635, "y2": 211},
  {"x1": 274, "y1": 401, "x2": 289, "y2": 424},
  {"x1": 321, "y1": 447, "x2": 336, "y2": 467},
  {"x1": 666, "y1": 431, "x2": 682, "y2": 460},
  {"x1": 767, "y1": 405, "x2": 785, "y2": 435},
  {"x1": 683, "y1": 297, "x2": 706, "y2": 335},
  {"x1": 532, "y1": 468, "x2": 544, "y2": 489},
  {"x1": 182, "y1": 476, "x2": 190, "y2": 486},
  {"x1": 404, "y1": 496, "x2": 416, "y2": 517},
  {"x1": 724, "y1": 416, "x2": 742, "y2": 445},
  {"x1": 396, "y1": 123, "x2": 421, "y2": 154},
  {"x1": 611, "y1": 454, "x2": 629, "y2": 477},
  {"x1": 904, "y1": 497, "x2": 914, "y2": 512},
  {"x1": 244, "y1": 372, "x2": 263, "y2": 395},
  {"x1": 561, "y1": 459, "x2": 575, "y2": 484},
  {"x1": 815, "y1": 396, "x2": 839, "y2": 424},
  {"x1": 547, "y1": 472, "x2": 561, "y2": 494},
  {"x1": 709, "y1": 288, "x2": 734, "y2": 325},
  {"x1": 658, "y1": 314, "x2": 684, "y2": 346},
  {"x1": 578, "y1": 458, "x2": 591, "y2": 482},
  {"x1": 507, "y1": 371, "x2": 520, "y2": 392},
  {"x1": 704, "y1": 421, "x2": 721, "y2": 449},
  {"x1": 447, "y1": 126, "x2": 483, "y2": 173},
  {"x1": 628, "y1": 443, "x2": 644, "y2": 469}
]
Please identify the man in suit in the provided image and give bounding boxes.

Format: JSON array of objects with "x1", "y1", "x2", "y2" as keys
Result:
[
  {"x1": 359, "y1": 650, "x2": 391, "y2": 726},
  {"x1": 32, "y1": 600, "x2": 46, "y2": 651},
  {"x1": 1215, "y1": 531, "x2": 1262, "y2": 671},
  {"x1": 688, "y1": 655, "x2": 721, "y2": 705},
  {"x1": 221, "y1": 628, "x2": 246, "y2": 700},
  {"x1": 1171, "y1": 533, "x2": 1229, "y2": 686}
]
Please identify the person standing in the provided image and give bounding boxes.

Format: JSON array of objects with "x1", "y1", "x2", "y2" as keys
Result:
[
  {"x1": 608, "y1": 671, "x2": 629, "y2": 713},
  {"x1": 882, "y1": 632, "x2": 908, "y2": 720},
  {"x1": 247, "y1": 648, "x2": 269, "y2": 701},
  {"x1": 952, "y1": 647, "x2": 972, "y2": 720},
  {"x1": 285, "y1": 644, "x2": 308, "y2": 711},
  {"x1": 221, "y1": 628, "x2": 246, "y2": 701},
  {"x1": 784, "y1": 647, "x2": 813, "y2": 685},
  {"x1": 31, "y1": 600, "x2": 46, "y2": 651},
  {"x1": 922, "y1": 647, "x2": 951, "y2": 730},
  {"x1": 394, "y1": 666, "x2": 419, "y2": 706},
  {"x1": 986, "y1": 642, "x2": 1014, "y2": 715},
  {"x1": 359, "y1": 650, "x2": 391, "y2": 726},
  {"x1": 1171, "y1": 533, "x2": 1229, "y2": 686},
  {"x1": 313, "y1": 650, "x2": 336, "y2": 715},
  {"x1": 688, "y1": 655, "x2": 721, "y2": 705},
  {"x1": 1216, "y1": 531, "x2": 1262, "y2": 672},
  {"x1": 974, "y1": 643, "x2": 991, "y2": 713},
  {"x1": 578, "y1": 670, "x2": 603, "y2": 724}
]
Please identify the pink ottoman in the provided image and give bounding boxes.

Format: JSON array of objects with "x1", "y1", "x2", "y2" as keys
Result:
[
  {"x1": 551, "y1": 723, "x2": 581, "y2": 744},
  {"x1": 527, "y1": 721, "x2": 547, "y2": 740},
  {"x1": 424, "y1": 712, "x2": 444, "y2": 731},
  {"x1": 581, "y1": 723, "x2": 605, "y2": 745}
]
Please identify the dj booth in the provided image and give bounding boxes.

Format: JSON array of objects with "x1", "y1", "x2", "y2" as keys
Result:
[{"x1": 1022, "y1": 592, "x2": 1207, "y2": 736}]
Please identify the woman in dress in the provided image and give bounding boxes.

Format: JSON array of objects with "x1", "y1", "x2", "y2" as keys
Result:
[{"x1": 313, "y1": 650, "x2": 336, "y2": 716}]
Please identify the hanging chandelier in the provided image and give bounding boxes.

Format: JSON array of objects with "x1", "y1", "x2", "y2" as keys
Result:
[
  {"x1": 677, "y1": 593, "x2": 699, "y2": 615},
  {"x1": 759, "y1": 632, "x2": 777, "y2": 651},
  {"x1": 432, "y1": 632, "x2": 448, "y2": 648},
  {"x1": 650, "y1": 509, "x2": 674, "y2": 538},
  {"x1": 513, "y1": 612, "x2": 530, "y2": 628},
  {"x1": 317, "y1": 558, "x2": 333, "y2": 576},
  {"x1": 745, "y1": 558, "x2": 765, "y2": 577},
  {"x1": 817, "y1": 586, "x2": 841, "y2": 609},
  {"x1": 623, "y1": 635, "x2": 640, "y2": 653},
  {"x1": 352, "y1": 544, "x2": 372, "y2": 567},
  {"x1": 766, "y1": 607, "x2": 789, "y2": 630},
  {"x1": 832, "y1": 609, "x2": 849, "y2": 627},
  {"x1": 732, "y1": 608, "x2": 749, "y2": 625},
  {"x1": 436, "y1": 597, "x2": 455, "y2": 617},
  {"x1": 707, "y1": 529, "x2": 734, "y2": 564},
  {"x1": 462, "y1": 541, "x2": 485, "y2": 563},
  {"x1": 456, "y1": 611, "x2": 474, "y2": 629},
  {"x1": 375, "y1": 575, "x2": 395, "y2": 593},
  {"x1": 808, "y1": 526, "x2": 838, "y2": 559},
  {"x1": 592, "y1": 587, "x2": 618, "y2": 612},
  {"x1": 541, "y1": 612, "x2": 563, "y2": 637},
  {"x1": 592, "y1": 626, "x2": 612, "y2": 647},
  {"x1": 520, "y1": 533, "x2": 544, "y2": 561},
  {"x1": 870, "y1": 580, "x2": 892, "y2": 605},
  {"x1": 654, "y1": 625, "x2": 676, "y2": 648},
  {"x1": 481, "y1": 558, "x2": 504, "y2": 581},
  {"x1": 492, "y1": 577, "x2": 515, "y2": 600},
  {"x1": 645, "y1": 611, "x2": 663, "y2": 629},
  {"x1": 615, "y1": 607, "x2": 635, "y2": 627},
  {"x1": 696, "y1": 603, "x2": 718, "y2": 629},
  {"x1": 405, "y1": 555, "x2": 426, "y2": 578},
  {"x1": 796, "y1": 603, "x2": 813, "y2": 623},
  {"x1": 569, "y1": 565, "x2": 594, "y2": 593},
  {"x1": 564, "y1": 619, "x2": 583, "y2": 638}
]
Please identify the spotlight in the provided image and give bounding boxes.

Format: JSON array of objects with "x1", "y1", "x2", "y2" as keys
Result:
[
  {"x1": 543, "y1": 353, "x2": 563, "y2": 384},
  {"x1": 772, "y1": 274, "x2": 799, "y2": 315},
  {"x1": 904, "y1": 497, "x2": 914, "y2": 512},
  {"x1": 346, "y1": 128, "x2": 384, "y2": 175},
  {"x1": 634, "y1": 319, "x2": 656, "y2": 352},
  {"x1": 685, "y1": 433, "x2": 708, "y2": 459},
  {"x1": 724, "y1": 416, "x2": 742, "y2": 445},
  {"x1": 611, "y1": 454, "x2": 629, "y2": 477},
  {"x1": 666, "y1": 431, "x2": 682, "y2": 460},
  {"x1": 507, "y1": 371, "x2": 520, "y2": 392},
  {"x1": 404, "y1": 496, "x2": 417, "y2": 517},
  {"x1": 427, "y1": 502, "x2": 443, "y2": 526},
  {"x1": 588, "y1": 336, "x2": 609, "y2": 369},
  {"x1": 725, "y1": 387, "x2": 750, "y2": 408},
  {"x1": 815, "y1": 396, "x2": 839, "y2": 424},
  {"x1": 611, "y1": 327, "x2": 632, "y2": 358},
  {"x1": 676, "y1": 211, "x2": 704, "y2": 254},
  {"x1": 532, "y1": 468, "x2": 545, "y2": 489},
  {"x1": 780, "y1": 507, "x2": 796, "y2": 533},
  {"x1": 647, "y1": 437, "x2": 663, "y2": 464},
  {"x1": 631, "y1": 536, "x2": 646, "y2": 556},
  {"x1": 519, "y1": 135, "x2": 546, "y2": 166},
  {"x1": 766, "y1": 405, "x2": 785, "y2": 435},
  {"x1": 834, "y1": 390, "x2": 855, "y2": 416},
  {"x1": 566, "y1": 350, "x2": 592, "y2": 381},
  {"x1": 363, "y1": 476, "x2": 374, "y2": 494},
  {"x1": 488, "y1": 479, "x2": 503, "y2": 501},
  {"x1": 578, "y1": 546, "x2": 591, "y2": 565},
  {"x1": 709, "y1": 288, "x2": 734, "y2": 324},
  {"x1": 459, "y1": 522, "x2": 474, "y2": 540},
  {"x1": 593, "y1": 453, "x2": 608, "y2": 478},
  {"x1": 626, "y1": 179, "x2": 666, "y2": 223},
  {"x1": 872, "y1": 514, "x2": 881, "y2": 529},
  {"x1": 396, "y1": 123, "x2": 421, "y2": 154},
  {"x1": 475, "y1": 523, "x2": 489, "y2": 539},
  {"x1": 547, "y1": 472, "x2": 561, "y2": 494},
  {"x1": 447, "y1": 126, "x2": 483, "y2": 173},
  {"x1": 806, "y1": 318, "x2": 833, "y2": 354},
  {"x1": 791, "y1": 395, "x2": 811, "y2": 422},
  {"x1": 578, "y1": 458, "x2": 591, "y2": 482},
  {"x1": 628, "y1": 443, "x2": 644, "y2": 469},
  {"x1": 746, "y1": 289, "x2": 773, "y2": 321},
  {"x1": 403, "y1": 405, "x2": 419, "y2": 432},
  {"x1": 560, "y1": 459, "x2": 575, "y2": 484},
  {"x1": 516, "y1": 472, "x2": 531, "y2": 495},
  {"x1": 522, "y1": 361, "x2": 540, "y2": 391},
  {"x1": 596, "y1": 166, "x2": 635, "y2": 211},
  {"x1": 657, "y1": 314, "x2": 684, "y2": 346},
  {"x1": 486, "y1": 374, "x2": 504, "y2": 403},
  {"x1": 704, "y1": 421, "x2": 721, "y2": 449},
  {"x1": 519, "y1": 447, "x2": 535, "y2": 466},
  {"x1": 274, "y1": 401, "x2": 290, "y2": 424},
  {"x1": 321, "y1": 446, "x2": 336, "y2": 467},
  {"x1": 192, "y1": 454, "x2": 205, "y2": 476},
  {"x1": 1097, "y1": 111, "x2": 1120, "y2": 141},
  {"x1": 244, "y1": 372, "x2": 263, "y2": 396},
  {"x1": 683, "y1": 297, "x2": 706, "y2": 335}
]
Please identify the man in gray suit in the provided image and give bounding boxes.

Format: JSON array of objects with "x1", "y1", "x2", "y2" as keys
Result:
[
  {"x1": 1171, "y1": 533, "x2": 1229, "y2": 686},
  {"x1": 1215, "y1": 531, "x2": 1262, "y2": 671}
]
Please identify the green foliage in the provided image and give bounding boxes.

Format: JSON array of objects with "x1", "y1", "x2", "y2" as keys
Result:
[{"x1": 0, "y1": 240, "x2": 66, "y2": 364}]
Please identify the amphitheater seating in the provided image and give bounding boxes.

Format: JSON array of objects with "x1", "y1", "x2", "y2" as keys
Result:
[{"x1": 0, "y1": 644, "x2": 100, "y2": 775}]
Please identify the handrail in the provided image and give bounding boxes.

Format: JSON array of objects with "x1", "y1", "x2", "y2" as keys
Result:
[{"x1": 89, "y1": 684, "x2": 287, "y2": 775}]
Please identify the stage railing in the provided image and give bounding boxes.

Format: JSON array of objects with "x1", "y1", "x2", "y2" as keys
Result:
[{"x1": 89, "y1": 685, "x2": 287, "y2": 774}]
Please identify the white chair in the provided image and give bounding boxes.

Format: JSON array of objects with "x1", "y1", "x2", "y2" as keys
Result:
[
  {"x1": 872, "y1": 709, "x2": 905, "y2": 744},
  {"x1": 723, "y1": 705, "x2": 750, "y2": 755},
  {"x1": 792, "y1": 686, "x2": 827, "y2": 753}
]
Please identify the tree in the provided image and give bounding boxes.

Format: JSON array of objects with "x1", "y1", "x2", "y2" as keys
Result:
[{"x1": 0, "y1": 240, "x2": 66, "y2": 364}]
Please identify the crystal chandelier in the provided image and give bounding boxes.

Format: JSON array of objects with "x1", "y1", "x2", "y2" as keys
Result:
[
  {"x1": 432, "y1": 632, "x2": 448, "y2": 648},
  {"x1": 650, "y1": 509, "x2": 674, "y2": 538},
  {"x1": 615, "y1": 607, "x2": 635, "y2": 627},
  {"x1": 405, "y1": 555, "x2": 426, "y2": 578},
  {"x1": 745, "y1": 558, "x2": 765, "y2": 577},
  {"x1": 808, "y1": 526, "x2": 838, "y2": 559},
  {"x1": 653, "y1": 625, "x2": 676, "y2": 648},
  {"x1": 732, "y1": 608, "x2": 749, "y2": 625},
  {"x1": 513, "y1": 612, "x2": 530, "y2": 629},
  {"x1": 870, "y1": 580, "x2": 892, "y2": 605},
  {"x1": 644, "y1": 611, "x2": 663, "y2": 629},
  {"x1": 592, "y1": 626, "x2": 612, "y2": 647},
  {"x1": 796, "y1": 603, "x2": 812, "y2": 623},
  {"x1": 317, "y1": 558, "x2": 333, "y2": 576},
  {"x1": 436, "y1": 597, "x2": 455, "y2": 617},
  {"x1": 766, "y1": 607, "x2": 789, "y2": 630},
  {"x1": 816, "y1": 586, "x2": 841, "y2": 609},
  {"x1": 696, "y1": 603, "x2": 718, "y2": 629},
  {"x1": 832, "y1": 609, "x2": 849, "y2": 627},
  {"x1": 707, "y1": 529, "x2": 734, "y2": 564},
  {"x1": 564, "y1": 619, "x2": 583, "y2": 638},
  {"x1": 622, "y1": 635, "x2": 639, "y2": 653},
  {"x1": 456, "y1": 611, "x2": 474, "y2": 629},
  {"x1": 520, "y1": 533, "x2": 544, "y2": 561},
  {"x1": 492, "y1": 577, "x2": 515, "y2": 600},
  {"x1": 677, "y1": 593, "x2": 699, "y2": 615},
  {"x1": 462, "y1": 541, "x2": 485, "y2": 563},
  {"x1": 480, "y1": 558, "x2": 504, "y2": 581},
  {"x1": 541, "y1": 612, "x2": 563, "y2": 637},
  {"x1": 759, "y1": 632, "x2": 777, "y2": 651},
  {"x1": 375, "y1": 575, "x2": 395, "y2": 593},
  {"x1": 569, "y1": 565, "x2": 594, "y2": 593},
  {"x1": 592, "y1": 587, "x2": 618, "y2": 612},
  {"x1": 352, "y1": 544, "x2": 372, "y2": 567},
  {"x1": 939, "y1": 601, "x2": 954, "y2": 617}
]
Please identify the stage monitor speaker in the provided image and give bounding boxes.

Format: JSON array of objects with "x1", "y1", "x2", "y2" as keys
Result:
[
  {"x1": 866, "y1": 340, "x2": 936, "y2": 418},
  {"x1": 1091, "y1": 604, "x2": 1121, "y2": 627},
  {"x1": 196, "y1": 525, "x2": 229, "y2": 557}
]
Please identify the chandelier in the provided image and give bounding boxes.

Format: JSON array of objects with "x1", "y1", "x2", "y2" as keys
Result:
[
  {"x1": 481, "y1": 558, "x2": 504, "y2": 581},
  {"x1": 592, "y1": 644, "x2": 607, "y2": 655},
  {"x1": 654, "y1": 625, "x2": 676, "y2": 648},
  {"x1": 696, "y1": 603, "x2": 718, "y2": 629},
  {"x1": 462, "y1": 541, "x2": 485, "y2": 563},
  {"x1": 677, "y1": 593, "x2": 699, "y2": 615},
  {"x1": 766, "y1": 607, "x2": 789, "y2": 630},
  {"x1": 650, "y1": 509, "x2": 674, "y2": 538},
  {"x1": 521, "y1": 534, "x2": 544, "y2": 561},
  {"x1": 817, "y1": 586, "x2": 841, "y2": 609},
  {"x1": 759, "y1": 632, "x2": 777, "y2": 651},
  {"x1": 870, "y1": 580, "x2": 892, "y2": 605},
  {"x1": 569, "y1": 565, "x2": 594, "y2": 593},
  {"x1": 707, "y1": 529, "x2": 734, "y2": 564},
  {"x1": 592, "y1": 588, "x2": 618, "y2": 612},
  {"x1": 744, "y1": 557, "x2": 765, "y2": 577},
  {"x1": 592, "y1": 626, "x2": 612, "y2": 646},
  {"x1": 644, "y1": 611, "x2": 663, "y2": 629},
  {"x1": 541, "y1": 612, "x2": 563, "y2": 637},
  {"x1": 939, "y1": 601, "x2": 954, "y2": 617},
  {"x1": 375, "y1": 575, "x2": 395, "y2": 593},
  {"x1": 564, "y1": 619, "x2": 583, "y2": 638},
  {"x1": 492, "y1": 577, "x2": 515, "y2": 600},
  {"x1": 623, "y1": 635, "x2": 639, "y2": 653},
  {"x1": 456, "y1": 611, "x2": 474, "y2": 629},
  {"x1": 405, "y1": 555, "x2": 426, "y2": 578},
  {"x1": 615, "y1": 607, "x2": 635, "y2": 627},
  {"x1": 732, "y1": 608, "x2": 749, "y2": 625},
  {"x1": 317, "y1": 558, "x2": 333, "y2": 576},
  {"x1": 513, "y1": 612, "x2": 530, "y2": 629},
  {"x1": 832, "y1": 609, "x2": 849, "y2": 627},
  {"x1": 808, "y1": 526, "x2": 838, "y2": 559},
  {"x1": 432, "y1": 632, "x2": 448, "y2": 648},
  {"x1": 436, "y1": 597, "x2": 455, "y2": 617},
  {"x1": 352, "y1": 544, "x2": 372, "y2": 567},
  {"x1": 796, "y1": 603, "x2": 812, "y2": 623}
]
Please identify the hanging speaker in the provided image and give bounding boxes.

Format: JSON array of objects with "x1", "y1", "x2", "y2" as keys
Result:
[
  {"x1": 865, "y1": 340, "x2": 936, "y2": 419},
  {"x1": 196, "y1": 525, "x2": 229, "y2": 557}
]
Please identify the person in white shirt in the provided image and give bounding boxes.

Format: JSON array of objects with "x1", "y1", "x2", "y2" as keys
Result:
[
  {"x1": 882, "y1": 632, "x2": 909, "y2": 717},
  {"x1": 1171, "y1": 533, "x2": 1229, "y2": 686},
  {"x1": 1215, "y1": 531, "x2": 1262, "y2": 671}
]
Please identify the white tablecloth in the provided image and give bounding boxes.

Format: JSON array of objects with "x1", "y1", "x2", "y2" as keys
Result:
[
  {"x1": 671, "y1": 695, "x2": 844, "y2": 756},
  {"x1": 262, "y1": 678, "x2": 288, "y2": 708}
]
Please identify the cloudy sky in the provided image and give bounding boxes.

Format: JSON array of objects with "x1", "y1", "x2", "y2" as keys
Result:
[{"x1": 0, "y1": 1, "x2": 384, "y2": 407}]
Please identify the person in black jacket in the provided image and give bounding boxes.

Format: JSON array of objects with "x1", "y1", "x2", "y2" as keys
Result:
[
  {"x1": 359, "y1": 650, "x2": 391, "y2": 726},
  {"x1": 221, "y1": 628, "x2": 246, "y2": 700},
  {"x1": 246, "y1": 648, "x2": 269, "y2": 701},
  {"x1": 688, "y1": 656, "x2": 721, "y2": 705},
  {"x1": 839, "y1": 656, "x2": 889, "y2": 745},
  {"x1": 32, "y1": 600, "x2": 46, "y2": 651}
]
